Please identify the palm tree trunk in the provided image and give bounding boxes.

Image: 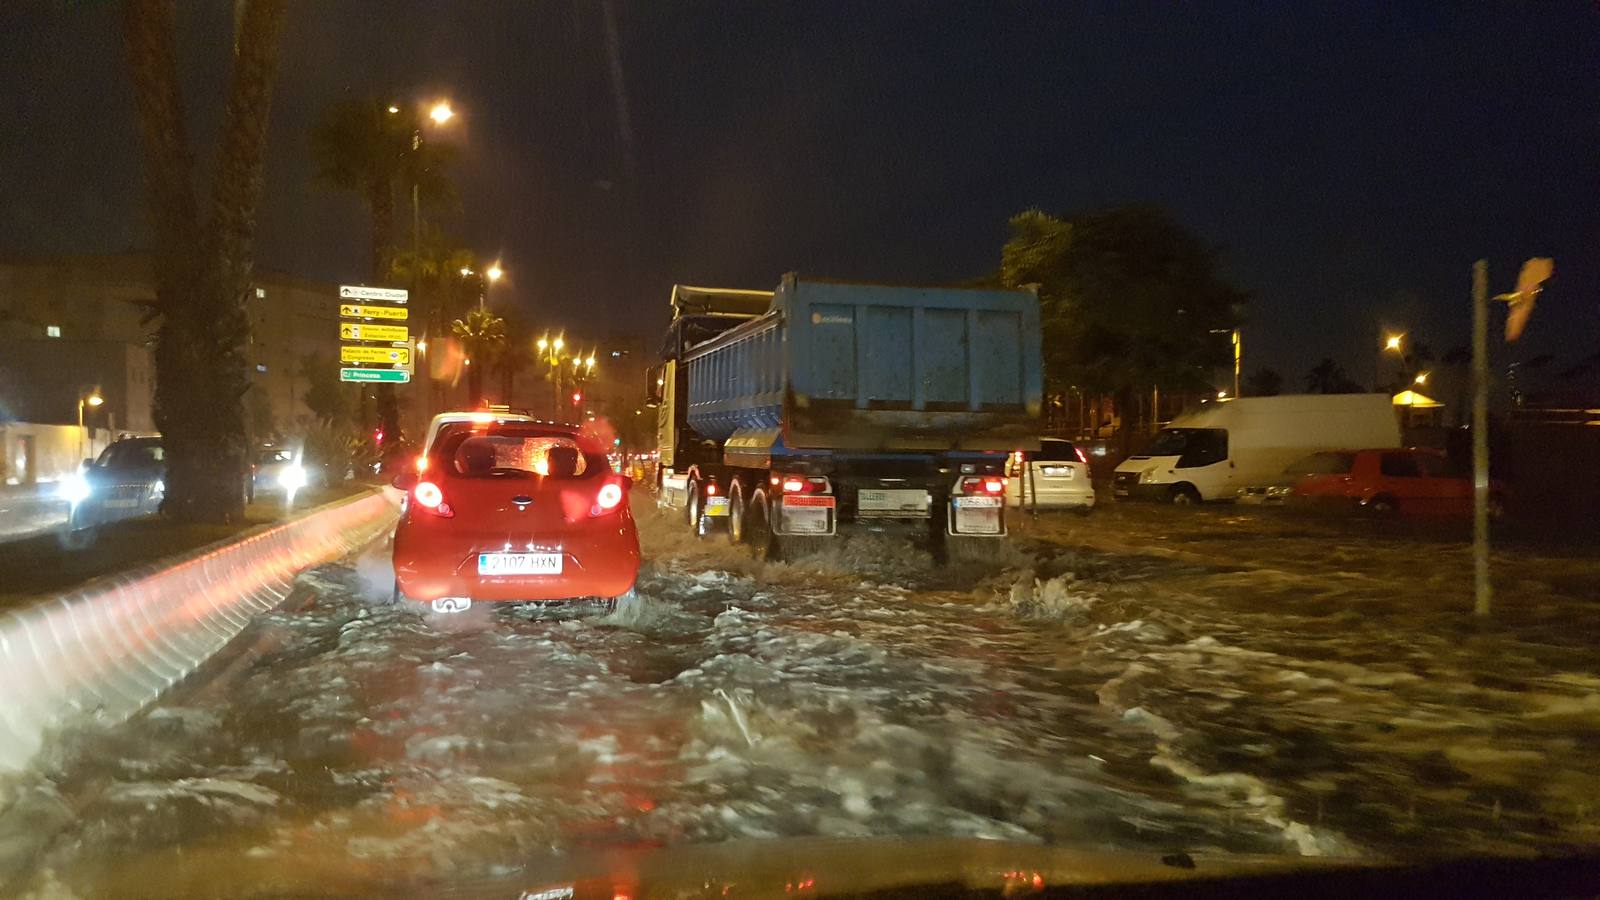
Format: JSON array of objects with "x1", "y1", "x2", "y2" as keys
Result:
[{"x1": 122, "y1": 0, "x2": 287, "y2": 523}]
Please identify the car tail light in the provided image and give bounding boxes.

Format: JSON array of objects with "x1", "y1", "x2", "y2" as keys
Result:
[
  {"x1": 416, "y1": 454, "x2": 429, "y2": 473},
  {"x1": 1075, "y1": 446, "x2": 1088, "y2": 464},
  {"x1": 589, "y1": 478, "x2": 629, "y2": 517},
  {"x1": 413, "y1": 481, "x2": 454, "y2": 517},
  {"x1": 960, "y1": 476, "x2": 1006, "y2": 495}
]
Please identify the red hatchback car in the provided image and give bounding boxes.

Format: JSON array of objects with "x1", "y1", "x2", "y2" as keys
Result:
[
  {"x1": 1289, "y1": 448, "x2": 1506, "y2": 518},
  {"x1": 392, "y1": 420, "x2": 640, "y2": 611}
]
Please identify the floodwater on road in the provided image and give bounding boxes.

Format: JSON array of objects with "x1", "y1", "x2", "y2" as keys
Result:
[
  {"x1": 0, "y1": 489, "x2": 66, "y2": 544},
  {"x1": 4, "y1": 499, "x2": 1599, "y2": 897}
]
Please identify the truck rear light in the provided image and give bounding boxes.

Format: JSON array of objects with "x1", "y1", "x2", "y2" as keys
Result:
[
  {"x1": 413, "y1": 481, "x2": 454, "y2": 517},
  {"x1": 960, "y1": 476, "x2": 1006, "y2": 495},
  {"x1": 705, "y1": 482, "x2": 718, "y2": 496},
  {"x1": 782, "y1": 478, "x2": 806, "y2": 493}
]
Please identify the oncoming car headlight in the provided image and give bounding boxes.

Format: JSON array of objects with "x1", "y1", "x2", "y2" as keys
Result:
[
  {"x1": 277, "y1": 463, "x2": 308, "y2": 491},
  {"x1": 60, "y1": 473, "x2": 92, "y2": 504}
]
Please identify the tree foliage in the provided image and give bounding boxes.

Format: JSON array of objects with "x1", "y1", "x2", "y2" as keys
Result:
[
  {"x1": 1304, "y1": 358, "x2": 1365, "y2": 394},
  {"x1": 122, "y1": 0, "x2": 288, "y2": 523},
  {"x1": 452, "y1": 309, "x2": 507, "y2": 407},
  {"x1": 1244, "y1": 367, "x2": 1284, "y2": 397},
  {"x1": 311, "y1": 97, "x2": 458, "y2": 278},
  {"x1": 998, "y1": 205, "x2": 1245, "y2": 399}
]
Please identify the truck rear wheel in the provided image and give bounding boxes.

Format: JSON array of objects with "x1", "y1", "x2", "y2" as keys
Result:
[
  {"x1": 686, "y1": 477, "x2": 707, "y2": 537},
  {"x1": 744, "y1": 488, "x2": 776, "y2": 559},
  {"x1": 727, "y1": 482, "x2": 747, "y2": 545}
]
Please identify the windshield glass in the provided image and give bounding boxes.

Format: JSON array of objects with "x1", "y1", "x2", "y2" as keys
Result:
[
  {"x1": 94, "y1": 441, "x2": 163, "y2": 469},
  {"x1": 435, "y1": 428, "x2": 597, "y2": 478}
]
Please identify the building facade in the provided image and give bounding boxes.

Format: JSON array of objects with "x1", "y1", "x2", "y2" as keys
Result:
[{"x1": 0, "y1": 254, "x2": 343, "y2": 445}]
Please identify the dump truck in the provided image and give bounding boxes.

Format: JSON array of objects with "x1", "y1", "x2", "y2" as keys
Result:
[{"x1": 646, "y1": 274, "x2": 1042, "y2": 559}]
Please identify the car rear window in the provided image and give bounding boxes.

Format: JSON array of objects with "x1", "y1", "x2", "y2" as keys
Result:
[
  {"x1": 1287, "y1": 452, "x2": 1355, "y2": 475},
  {"x1": 434, "y1": 429, "x2": 599, "y2": 479},
  {"x1": 1035, "y1": 440, "x2": 1080, "y2": 462}
]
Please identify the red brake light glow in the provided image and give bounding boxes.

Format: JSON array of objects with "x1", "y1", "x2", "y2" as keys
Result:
[
  {"x1": 597, "y1": 482, "x2": 624, "y2": 510},
  {"x1": 782, "y1": 478, "x2": 806, "y2": 493},
  {"x1": 960, "y1": 476, "x2": 1007, "y2": 495},
  {"x1": 705, "y1": 482, "x2": 718, "y2": 496},
  {"x1": 413, "y1": 481, "x2": 453, "y2": 517},
  {"x1": 1075, "y1": 446, "x2": 1088, "y2": 464}
]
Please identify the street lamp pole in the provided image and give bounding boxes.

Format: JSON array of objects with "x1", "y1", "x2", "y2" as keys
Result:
[{"x1": 77, "y1": 390, "x2": 103, "y2": 461}]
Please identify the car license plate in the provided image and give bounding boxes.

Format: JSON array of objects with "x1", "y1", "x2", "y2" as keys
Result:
[
  {"x1": 477, "y1": 552, "x2": 562, "y2": 576},
  {"x1": 952, "y1": 495, "x2": 1002, "y2": 534},
  {"x1": 704, "y1": 496, "x2": 731, "y2": 517},
  {"x1": 782, "y1": 494, "x2": 834, "y2": 534},
  {"x1": 857, "y1": 488, "x2": 929, "y2": 517},
  {"x1": 1040, "y1": 465, "x2": 1073, "y2": 478}
]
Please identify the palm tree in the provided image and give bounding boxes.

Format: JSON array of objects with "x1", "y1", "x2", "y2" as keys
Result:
[
  {"x1": 492, "y1": 311, "x2": 533, "y2": 407},
  {"x1": 452, "y1": 309, "x2": 507, "y2": 407},
  {"x1": 123, "y1": 0, "x2": 288, "y2": 523},
  {"x1": 310, "y1": 97, "x2": 457, "y2": 277},
  {"x1": 313, "y1": 97, "x2": 458, "y2": 446},
  {"x1": 1304, "y1": 358, "x2": 1362, "y2": 394}
]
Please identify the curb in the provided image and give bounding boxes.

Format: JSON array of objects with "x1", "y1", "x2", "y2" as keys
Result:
[{"x1": 0, "y1": 489, "x2": 398, "y2": 774}]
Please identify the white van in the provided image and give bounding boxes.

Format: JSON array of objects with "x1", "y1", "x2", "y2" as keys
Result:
[{"x1": 1112, "y1": 394, "x2": 1401, "y2": 504}]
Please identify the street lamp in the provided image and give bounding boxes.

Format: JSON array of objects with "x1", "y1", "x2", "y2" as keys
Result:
[
  {"x1": 77, "y1": 390, "x2": 103, "y2": 460},
  {"x1": 1384, "y1": 334, "x2": 1405, "y2": 353},
  {"x1": 408, "y1": 98, "x2": 457, "y2": 425},
  {"x1": 478, "y1": 262, "x2": 504, "y2": 311},
  {"x1": 1414, "y1": 371, "x2": 1429, "y2": 385}
]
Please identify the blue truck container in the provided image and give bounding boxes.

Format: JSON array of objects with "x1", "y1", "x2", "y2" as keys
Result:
[{"x1": 650, "y1": 274, "x2": 1043, "y2": 560}]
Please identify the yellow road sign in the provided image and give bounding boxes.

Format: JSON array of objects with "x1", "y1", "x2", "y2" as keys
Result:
[
  {"x1": 338, "y1": 303, "x2": 408, "y2": 320},
  {"x1": 340, "y1": 323, "x2": 409, "y2": 342},
  {"x1": 340, "y1": 345, "x2": 410, "y2": 365}
]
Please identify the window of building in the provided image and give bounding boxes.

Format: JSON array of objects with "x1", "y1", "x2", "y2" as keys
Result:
[
  {"x1": 256, "y1": 364, "x2": 268, "y2": 373},
  {"x1": 255, "y1": 287, "x2": 266, "y2": 298},
  {"x1": 45, "y1": 325, "x2": 61, "y2": 338}
]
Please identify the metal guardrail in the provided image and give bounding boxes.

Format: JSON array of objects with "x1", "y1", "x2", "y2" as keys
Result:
[{"x1": 0, "y1": 490, "x2": 399, "y2": 773}]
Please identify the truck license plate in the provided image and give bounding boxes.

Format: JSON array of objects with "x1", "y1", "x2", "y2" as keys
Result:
[
  {"x1": 857, "y1": 489, "x2": 929, "y2": 517},
  {"x1": 477, "y1": 552, "x2": 563, "y2": 575},
  {"x1": 704, "y1": 496, "x2": 731, "y2": 517},
  {"x1": 782, "y1": 494, "x2": 833, "y2": 534}
]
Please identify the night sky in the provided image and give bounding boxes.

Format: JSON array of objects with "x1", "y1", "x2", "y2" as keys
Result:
[{"x1": 2, "y1": 2, "x2": 1596, "y2": 384}]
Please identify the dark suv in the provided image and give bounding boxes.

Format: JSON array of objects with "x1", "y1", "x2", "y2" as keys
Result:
[{"x1": 61, "y1": 437, "x2": 165, "y2": 547}]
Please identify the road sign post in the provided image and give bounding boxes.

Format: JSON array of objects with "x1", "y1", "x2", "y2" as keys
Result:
[
  {"x1": 340, "y1": 368, "x2": 411, "y2": 384},
  {"x1": 340, "y1": 323, "x2": 409, "y2": 343},
  {"x1": 338, "y1": 284, "x2": 408, "y2": 304},
  {"x1": 339, "y1": 303, "x2": 408, "y2": 321}
]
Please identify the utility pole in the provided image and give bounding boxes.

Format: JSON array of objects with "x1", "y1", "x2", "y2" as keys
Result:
[
  {"x1": 1470, "y1": 260, "x2": 1491, "y2": 616},
  {"x1": 1232, "y1": 328, "x2": 1242, "y2": 399}
]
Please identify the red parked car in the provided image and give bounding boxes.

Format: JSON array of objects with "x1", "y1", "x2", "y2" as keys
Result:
[
  {"x1": 1289, "y1": 448, "x2": 1506, "y2": 518},
  {"x1": 392, "y1": 420, "x2": 639, "y2": 612}
]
